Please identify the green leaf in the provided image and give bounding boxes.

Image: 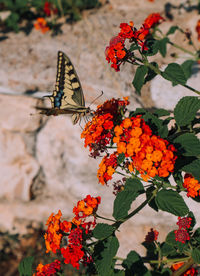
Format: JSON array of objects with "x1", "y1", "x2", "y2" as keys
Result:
[
  {"x1": 155, "y1": 189, "x2": 189, "y2": 216},
  {"x1": 18, "y1": 256, "x2": 34, "y2": 276},
  {"x1": 122, "y1": 251, "x2": 147, "y2": 275},
  {"x1": 94, "y1": 235, "x2": 119, "y2": 276},
  {"x1": 124, "y1": 178, "x2": 144, "y2": 193},
  {"x1": 193, "y1": 228, "x2": 200, "y2": 243},
  {"x1": 173, "y1": 133, "x2": 200, "y2": 157},
  {"x1": 93, "y1": 223, "x2": 114, "y2": 239},
  {"x1": 182, "y1": 159, "x2": 200, "y2": 181},
  {"x1": 192, "y1": 248, "x2": 200, "y2": 264},
  {"x1": 181, "y1": 60, "x2": 195, "y2": 80},
  {"x1": 143, "y1": 39, "x2": 159, "y2": 56},
  {"x1": 113, "y1": 190, "x2": 138, "y2": 220},
  {"x1": 144, "y1": 62, "x2": 158, "y2": 84},
  {"x1": 113, "y1": 178, "x2": 143, "y2": 220},
  {"x1": 110, "y1": 270, "x2": 125, "y2": 276},
  {"x1": 162, "y1": 63, "x2": 187, "y2": 85},
  {"x1": 117, "y1": 153, "x2": 125, "y2": 164},
  {"x1": 153, "y1": 109, "x2": 170, "y2": 117},
  {"x1": 167, "y1": 26, "x2": 179, "y2": 35},
  {"x1": 132, "y1": 65, "x2": 148, "y2": 95},
  {"x1": 157, "y1": 37, "x2": 169, "y2": 57},
  {"x1": 161, "y1": 243, "x2": 176, "y2": 256},
  {"x1": 174, "y1": 96, "x2": 200, "y2": 127}
]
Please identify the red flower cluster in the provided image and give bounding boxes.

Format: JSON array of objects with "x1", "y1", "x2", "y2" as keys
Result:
[
  {"x1": 105, "y1": 36, "x2": 126, "y2": 71},
  {"x1": 183, "y1": 173, "x2": 200, "y2": 198},
  {"x1": 145, "y1": 228, "x2": 159, "y2": 243},
  {"x1": 33, "y1": 260, "x2": 61, "y2": 276},
  {"x1": 171, "y1": 262, "x2": 198, "y2": 276},
  {"x1": 105, "y1": 13, "x2": 164, "y2": 70},
  {"x1": 174, "y1": 216, "x2": 192, "y2": 244},
  {"x1": 43, "y1": 2, "x2": 58, "y2": 17},
  {"x1": 196, "y1": 19, "x2": 200, "y2": 41},
  {"x1": 81, "y1": 98, "x2": 129, "y2": 157},
  {"x1": 42, "y1": 195, "x2": 101, "y2": 270}
]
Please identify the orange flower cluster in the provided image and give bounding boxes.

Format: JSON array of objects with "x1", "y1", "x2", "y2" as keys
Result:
[
  {"x1": 196, "y1": 19, "x2": 200, "y2": 41},
  {"x1": 171, "y1": 262, "x2": 198, "y2": 276},
  {"x1": 81, "y1": 98, "x2": 129, "y2": 157},
  {"x1": 113, "y1": 115, "x2": 177, "y2": 181},
  {"x1": 43, "y1": 195, "x2": 101, "y2": 270},
  {"x1": 34, "y1": 18, "x2": 50, "y2": 33},
  {"x1": 44, "y1": 210, "x2": 71, "y2": 254},
  {"x1": 105, "y1": 13, "x2": 164, "y2": 70},
  {"x1": 33, "y1": 260, "x2": 61, "y2": 276},
  {"x1": 183, "y1": 173, "x2": 200, "y2": 198},
  {"x1": 98, "y1": 153, "x2": 118, "y2": 185},
  {"x1": 72, "y1": 195, "x2": 101, "y2": 228}
]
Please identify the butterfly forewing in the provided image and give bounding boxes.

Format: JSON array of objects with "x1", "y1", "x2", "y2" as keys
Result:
[{"x1": 37, "y1": 51, "x2": 90, "y2": 124}]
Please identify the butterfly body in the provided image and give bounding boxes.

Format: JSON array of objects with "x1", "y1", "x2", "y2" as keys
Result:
[{"x1": 37, "y1": 51, "x2": 91, "y2": 124}]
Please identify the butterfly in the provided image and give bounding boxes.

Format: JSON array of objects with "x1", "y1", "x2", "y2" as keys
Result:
[{"x1": 37, "y1": 51, "x2": 91, "y2": 124}]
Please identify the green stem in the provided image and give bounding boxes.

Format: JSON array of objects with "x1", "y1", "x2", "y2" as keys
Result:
[
  {"x1": 168, "y1": 41, "x2": 196, "y2": 57},
  {"x1": 96, "y1": 214, "x2": 116, "y2": 222},
  {"x1": 147, "y1": 256, "x2": 190, "y2": 265},
  {"x1": 144, "y1": 61, "x2": 200, "y2": 96},
  {"x1": 154, "y1": 32, "x2": 196, "y2": 57}
]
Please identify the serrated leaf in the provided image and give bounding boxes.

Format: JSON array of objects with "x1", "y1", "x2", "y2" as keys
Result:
[
  {"x1": 181, "y1": 60, "x2": 195, "y2": 80},
  {"x1": 132, "y1": 65, "x2": 148, "y2": 95},
  {"x1": 93, "y1": 223, "x2": 114, "y2": 239},
  {"x1": 173, "y1": 133, "x2": 200, "y2": 157},
  {"x1": 162, "y1": 63, "x2": 187, "y2": 85},
  {"x1": 18, "y1": 256, "x2": 34, "y2": 276},
  {"x1": 192, "y1": 248, "x2": 200, "y2": 264},
  {"x1": 124, "y1": 178, "x2": 144, "y2": 193},
  {"x1": 155, "y1": 189, "x2": 189, "y2": 216},
  {"x1": 94, "y1": 235, "x2": 119, "y2": 276},
  {"x1": 182, "y1": 159, "x2": 200, "y2": 182},
  {"x1": 174, "y1": 96, "x2": 200, "y2": 127},
  {"x1": 113, "y1": 190, "x2": 138, "y2": 220},
  {"x1": 167, "y1": 26, "x2": 179, "y2": 35}
]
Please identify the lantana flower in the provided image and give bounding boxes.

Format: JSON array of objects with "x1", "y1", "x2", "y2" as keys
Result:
[
  {"x1": 183, "y1": 173, "x2": 200, "y2": 198},
  {"x1": 34, "y1": 17, "x2": 50, "y2": 33}
]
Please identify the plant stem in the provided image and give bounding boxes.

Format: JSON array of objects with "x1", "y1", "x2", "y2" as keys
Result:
[
  {"x1": 96, "y1": 214, "x2": 116, "y2": 222},
  {"x1": 144, "y1": 61, "x2": 200, "y2": 96}
]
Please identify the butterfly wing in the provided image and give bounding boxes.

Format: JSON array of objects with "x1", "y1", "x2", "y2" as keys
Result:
[
  {"x1": 37, "y1": 51, "x2": 89, "y2": 124},
  {"x1": 48, "y1": 51, "x2": 85, "y2": 110}
]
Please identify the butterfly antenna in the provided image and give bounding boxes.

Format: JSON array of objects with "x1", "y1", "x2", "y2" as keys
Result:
[{"x1": 89, "y1": 91, "x2": 104, "y2": 108}]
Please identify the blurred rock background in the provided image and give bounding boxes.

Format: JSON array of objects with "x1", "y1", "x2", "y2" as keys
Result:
[{"x1": 0, "y1": 0, "x2": 200, "y2": 275}]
